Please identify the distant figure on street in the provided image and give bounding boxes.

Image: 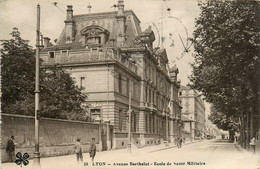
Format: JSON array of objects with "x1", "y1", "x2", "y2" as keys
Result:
[
  {"x1": 75, "y1": 138, "x2": 83, "y2": 162},
  {"x1": 183, "y1": 137, "x2": 186, "y2": 144},
  {"x1": 89, "y1": 138, "x2": 96, "y2": 163},
  {"x1": 6, "y1": 136, "x2": 15, "y2": 162},
  {"x1": 179, "y1": 138, "x2": 183, "y2": 148},
  {"x1": 177, "y1": 138, "x2": 180, "y2": 148},
  {"x1": 249, "y1": 137, "x2": 256, "y2": 153}
]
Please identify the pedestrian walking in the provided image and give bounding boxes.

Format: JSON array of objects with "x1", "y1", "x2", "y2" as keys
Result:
[
  {"x1": 177, "y1": 138, "x2": 180, "y2": 148},
  {"x1": 179, "y1": 138, "x2": 183, "y2": 148},
  {"x1": 89, "y1": 138, "x2": 96, "y2": 163},
  {"x1": 249, "y1": 137, "x2": 256, "y2": 153},
  {"x1": 6, "y1": 136, "x2": 15, "y2": 162},
  {"x1": 75, "y1": 138, "x2": 83, "y2": 162}
]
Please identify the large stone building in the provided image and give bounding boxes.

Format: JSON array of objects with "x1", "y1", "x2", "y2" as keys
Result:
[
  {"x1": 40, "y1": 1, "x2": 182, "y2": 150},
  {"x1": 179, "y1": 86, "x2": 206, "y2": 140}
]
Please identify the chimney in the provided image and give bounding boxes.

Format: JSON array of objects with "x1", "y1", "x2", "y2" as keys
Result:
[
  {"x1": 44, "y1": 37, "x2": 50, "y2": 48},
  {"x1": 169, "y1": 65, "x2": 179, "y2": 81},
  {"x1": 117, "y1": 0, "x2": 124, "y2": 15},
  {"x1": 116, "y1": 0, "x2": 126, "y2": 47},
  {"x1": 64, "y1": 5, "x2": 75, "y2": 44}
]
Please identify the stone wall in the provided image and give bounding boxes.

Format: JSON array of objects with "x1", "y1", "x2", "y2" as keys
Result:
[{"x1": 1, "y1": 114, "x2": 100, "y2": 162}]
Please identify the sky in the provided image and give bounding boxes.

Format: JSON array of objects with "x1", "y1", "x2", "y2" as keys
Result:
[{"x1": 0, "y1": 0, "x2": 212, "y2": 115}]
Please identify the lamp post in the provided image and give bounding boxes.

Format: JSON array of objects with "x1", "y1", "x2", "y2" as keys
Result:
[{"x1": 32, "y1": 4, "x2": 41, "y2": 169}]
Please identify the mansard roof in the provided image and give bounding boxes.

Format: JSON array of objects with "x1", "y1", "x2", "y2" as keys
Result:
[{"x1": 56, "y1": 10, "x2": 142, "y2": 47}]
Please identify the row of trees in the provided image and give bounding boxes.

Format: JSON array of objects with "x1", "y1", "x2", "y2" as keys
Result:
[
  {"x1": 190, "y1": 1, "x2": 259, "y2": 149},
  {"x1": 1, "y1": 28, "x2": 88, "y2": 121}
]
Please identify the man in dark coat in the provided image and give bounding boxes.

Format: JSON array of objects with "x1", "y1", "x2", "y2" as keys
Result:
[
  {"x1": 75, "y1": 138, "x2": 83, "y2": 162},
  {"x1": 6, "y1": 136, "x2": 15, "y2": 162},
  {"x1": 177, "y1": 138, "x2": 180, "y2": 148},
  {"x1": 179, "y1": 137, "x2": 183, "y2": 148},
  {"x1": 89, "y1": 138, "x2": 96, "y2": 163}
]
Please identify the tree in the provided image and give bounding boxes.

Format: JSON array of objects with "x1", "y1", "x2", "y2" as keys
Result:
[
  {"x1": 208, "y1": 106, "x2": 238, "y2": 141},
  {"x1": 1, "y1": 28, "x2": 88, "y2": 120},
  {"x1": 189, "y1": 1, "x2": 260, "y2": 144},
  {"x1": 40, "y1": 66, "x2": 88, "y2": 120},
  {"x1": 1, "y1": 27, "x2": 35, "y2": 113}
]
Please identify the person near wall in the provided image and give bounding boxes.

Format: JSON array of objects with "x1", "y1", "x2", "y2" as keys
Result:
[
  {"x1": 89, "y1": 138, "x2": 96, "y2": 163},
  {"x1": 6, "y1": 136, "x2": 15, "y2": 162},
  {"x1": 179, "y1": 137, "x2": 183, "y2": 148},
  {"x1": 249, "y1": 137, "x2": 256, "y2": 154},
  {"x1": 75, "y1": 138, "x2": 83, "y2": 162},
  {"x1": 177, "y1": 138, "x2": 180, "y2": 148}
]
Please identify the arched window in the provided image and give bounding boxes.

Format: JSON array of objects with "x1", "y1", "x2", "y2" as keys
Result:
[{"x1": 81, "y1": 25, "x2": 110, "y2": 46}]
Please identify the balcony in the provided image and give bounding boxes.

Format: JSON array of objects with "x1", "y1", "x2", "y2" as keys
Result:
[{"x1": 41, "y1": 48, "x2": 137, "y2": 74}]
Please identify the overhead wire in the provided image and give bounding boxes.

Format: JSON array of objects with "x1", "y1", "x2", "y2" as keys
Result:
[
  {"x1": 0, "y1": 14, "x2": 60, "y2": 38},
  {"x1": 159, "y1": 0, "x2": 193, "y2": 64},
  {"x1": 46, "y1": 1, "x2": 66, "y2": 14}
]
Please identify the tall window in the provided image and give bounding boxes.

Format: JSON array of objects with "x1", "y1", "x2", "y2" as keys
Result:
[
  {"x1": 151, "y1": 116, "x2": 154, "y2": 133},
  {"x1": 132, "y1": 82, "x2": 135, "y2": 99},
  {"x1": 80, "y1": 77, "x2": 85, "y2": 90},
  {"x1": 126, "y1": 79, "x2": 129, "y2": 96},
  {"x1": 146, "y1": 114, "x2": 149, "y2": 133},
  {"x1": 156, "y1": 95, "x2": 158, "y2": 107},
  {"x1": 145, "y1": 87, "x2": 148, "y2": 102},
  {"x1": 131, "y1": 112, "x2": 137, "y2": 132},
  {"x1": 152, "y1": 92, "x2": 155, "y2": 104},
  {"x1": 148, "y1": 64, "x2": 150, "y2": 79},
  {"x1": 149, "y1": 66, "x2": 152, "y2": 80},
  {"x1": 144, "y1": 60, "x2": 148, "y2": 78},
  {"x1": 149, "y1": 89, "x2": 151, "y2": 103},
  {"x1": 119, "y1": 110, "x2": 123, "y2": 131},
  {"x1": 118, "y1": 74, "x2": 122, "y2": 93}
]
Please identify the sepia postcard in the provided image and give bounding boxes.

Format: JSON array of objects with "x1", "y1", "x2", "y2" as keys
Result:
[{"x1": 0, "y1": 0, "x2": 259, "y2": 169}]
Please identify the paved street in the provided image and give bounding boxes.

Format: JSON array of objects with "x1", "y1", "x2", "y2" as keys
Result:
[{"x1": 2, "y1": 139, "x2": 259, "y2": 169}]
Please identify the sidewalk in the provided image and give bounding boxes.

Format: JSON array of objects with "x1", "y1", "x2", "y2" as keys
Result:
[
  {"x1": 1, "y1": 140, "x2": 203, "y2": 169},
  {"x1": 234, "y1": 143, "x2": 259, "y2": 157}
]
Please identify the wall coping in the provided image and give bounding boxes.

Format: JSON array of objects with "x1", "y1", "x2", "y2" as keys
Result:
[{"x1": 1, "y1": 113, "x2": 99, "y2": 125}]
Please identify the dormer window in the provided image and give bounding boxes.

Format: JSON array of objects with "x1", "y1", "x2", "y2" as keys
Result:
[
  {"x1": 49, "y1": 51, "x2": 55, "y2": 58},
  {"x1": 81, "y1": 25, "x2": 109, "y2": 47}
]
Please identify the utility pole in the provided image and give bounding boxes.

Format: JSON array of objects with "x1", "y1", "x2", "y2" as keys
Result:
[
  {"x1": 33, "y1": 4, "x2": 41, "y2": 169},
  {"x1": 127, "y1": 79, "x2": 132, "y2": 153}
]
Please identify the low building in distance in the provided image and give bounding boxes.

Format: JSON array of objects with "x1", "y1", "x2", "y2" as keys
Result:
[{"x1": 179, "y1": 85, "x2": 206, "y2": 141}]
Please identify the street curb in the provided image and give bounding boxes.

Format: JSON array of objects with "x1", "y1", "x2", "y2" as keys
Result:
[{"x1": 148, "y1": 140, "x2": 203, "y2": 153}]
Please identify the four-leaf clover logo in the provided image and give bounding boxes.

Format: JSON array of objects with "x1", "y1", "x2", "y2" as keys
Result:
[{"x1": 15, "y1": 152, "x2": 29, "y2": 167}]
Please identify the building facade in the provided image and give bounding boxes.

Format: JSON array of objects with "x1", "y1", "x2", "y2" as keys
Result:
[
  {"x1": 40, "y1": 1, "x2": 182, "y2": 150},
  {"x1": 179, "y1": 86, "x2": 206, "y2": 140}
]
